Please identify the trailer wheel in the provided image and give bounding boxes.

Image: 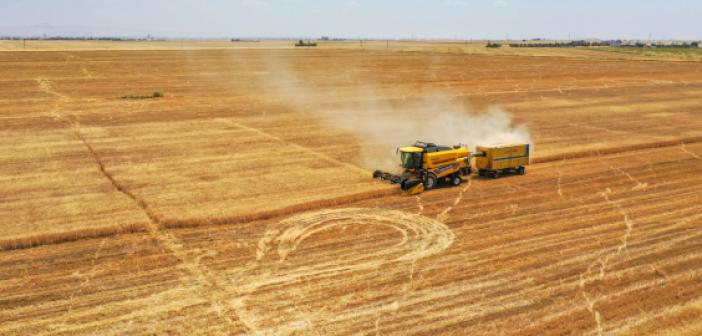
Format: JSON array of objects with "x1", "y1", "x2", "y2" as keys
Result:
[
  {"x1": 492, "y1": 171, "x2": 500, "y2": 179},
  {"x1": 451, "y1": 174, "x2": 462, "y2": 186},
  {"x1": 424, "y1": 174, "x2": 438, "y2": 190},
  {"x1": 517, "y1": 166, "x2": 525, "y2": 175}
]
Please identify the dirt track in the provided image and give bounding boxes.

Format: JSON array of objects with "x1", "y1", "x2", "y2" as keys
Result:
[{"x1": 1, "y1": 44, "x2": 702, "y2": 335}]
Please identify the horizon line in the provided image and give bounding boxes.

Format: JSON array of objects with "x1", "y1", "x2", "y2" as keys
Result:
[{"x1": 1, "y1": 35, "x2": 700, "y2": 42}]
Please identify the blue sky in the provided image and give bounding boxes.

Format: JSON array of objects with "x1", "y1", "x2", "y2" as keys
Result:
[{"x1": 1, "y1": 0, "x2": 699, "y2": 40}]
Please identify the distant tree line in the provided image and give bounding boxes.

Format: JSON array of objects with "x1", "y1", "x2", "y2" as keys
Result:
[
  {"x1": 509, "y1": 40, "x2": 613, "y2": 48},
  {"x1": 0, "y1": 36, "x2": 163, "y2": 41},
  {"x1": 621, "y1": 41, "x2": 700, "y2": 48},
  {"x1": 509, "y1": 40, "x2": 700, "y2": 48},
  {"x1": 485, "y1": 41, "x2": 502, "y2": 48}
]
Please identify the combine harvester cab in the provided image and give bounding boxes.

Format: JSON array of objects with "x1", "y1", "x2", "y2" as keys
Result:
[
  {"x1": 475, "y1": 144, "x2": 530, "y2": 178},
  {"x1": 373, "y1": 141, "x2": 472, "y2": 195}
]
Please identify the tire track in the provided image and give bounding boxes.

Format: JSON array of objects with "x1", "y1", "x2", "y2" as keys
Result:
[
  {"x1": 436, "y1": 177, "x2": 472, "y2": 222},
  {"x1": 556, "y1": 156, "x2": 565, "y2": 198},
  {"x1": 597, "y1": 188, "x2": 634, "y2": 277},
  {"x1": 66, "y1": 238, "x2": 107, "y2": 314},
  {"x1": 415, "y1": 195, "x2": 424, "y2": 215},
  {"x1": 578, "y1": 177, "x2": 637, "y2": 335},
  {"x1": 245, "y1": 207, "x2": 455, "y2": 334},
  {"x1": 596, "y1": 153, "x2": 648, "y2": 191},
  {"x1": 681, "y1": 142, "x2": 702, "y2": 161}
]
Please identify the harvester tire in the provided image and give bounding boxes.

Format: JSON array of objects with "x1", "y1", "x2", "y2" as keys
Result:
[
  {"x1": 424, "y1": 174, "x2": 438, "y2": 190},
  {"x1": 492, "y1": 171, "x2": 500, "y2": 179},
  {"x1": 517, "y1": 166, "x2": 526, "y2": 175},
  {"x1": 451, "y1": 174, "x2": 462, "y2": 186}
]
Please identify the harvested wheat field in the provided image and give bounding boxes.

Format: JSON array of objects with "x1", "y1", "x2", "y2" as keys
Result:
[{"x1": 1, "y1": 41, "x2": 702, "y2": 335}]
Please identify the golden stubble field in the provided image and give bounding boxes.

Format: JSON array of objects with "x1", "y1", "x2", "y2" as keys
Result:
[{"x1": 1, "y1": 41, "x2": 702, "y2": 335}]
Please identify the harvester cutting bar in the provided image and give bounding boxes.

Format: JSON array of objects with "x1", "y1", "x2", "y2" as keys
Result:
[
  {"x1": 373, "y1": 170, "x2": 425, "y2": 194},
  {"x1": 372, "y1": 170, "x2": 402, "y2": 184}
]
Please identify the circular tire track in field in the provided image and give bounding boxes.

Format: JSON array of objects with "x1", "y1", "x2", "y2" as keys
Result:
[
  {"x1": 257, "y1": 207, "x2": 455, "y2": 265},
  {"x1": 236, "y1": 208, "x2": 455, "y2": 334}
]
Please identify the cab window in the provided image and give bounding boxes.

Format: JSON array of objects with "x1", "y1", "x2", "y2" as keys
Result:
[{"x1": 401, "y1": 152, "x2": 422, "y2": 169}]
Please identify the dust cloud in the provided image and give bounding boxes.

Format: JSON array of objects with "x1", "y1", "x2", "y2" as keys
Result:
[
  {"x1": 260, "y1": 54, "x2": 532, "y2": 171},
  {"x1": 327, "y1": 101, "x2": 531, "y2": 171}
]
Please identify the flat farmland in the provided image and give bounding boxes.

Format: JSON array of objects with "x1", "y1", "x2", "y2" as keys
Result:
[{"x1": 1, "y1": 42, "x2": 702, "y2": 335}]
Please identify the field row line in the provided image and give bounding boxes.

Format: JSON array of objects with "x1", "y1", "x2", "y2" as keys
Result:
[
  {"x1": 320, "y1": 79, "x2": 700, "y2": 107},
  {"x1": 218, "y1": 117, "x2": 371, "y2": 177},
  {"x1": 532, "y1": 136, "x2": 702, "y2": 164}
]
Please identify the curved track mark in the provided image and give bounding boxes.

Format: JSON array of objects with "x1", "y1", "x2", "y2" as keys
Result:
[{"x1": 240, "y1": 208, "x2": 455, "y2": 334}]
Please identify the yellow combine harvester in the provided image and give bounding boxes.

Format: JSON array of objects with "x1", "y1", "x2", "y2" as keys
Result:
[
  {"x1": 373, "y1": 141, "x2": 472, "y2": 195},
  {"x1": 373, "y1": 141, "x2": 530, "y2": 194}
]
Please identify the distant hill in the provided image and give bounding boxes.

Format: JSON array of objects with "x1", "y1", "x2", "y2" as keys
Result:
[{"x1": 0, "y1": 24, "x2": 163, "y2": 38}]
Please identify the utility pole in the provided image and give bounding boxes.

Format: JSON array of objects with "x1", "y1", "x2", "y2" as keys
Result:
[{"x1": 23, "y1": 39, "x2": 26, "y2": 50}]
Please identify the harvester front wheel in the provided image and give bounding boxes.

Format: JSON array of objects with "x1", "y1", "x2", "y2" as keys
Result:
[
  {"x1": 424, "y1": 174, "x2": 438, "y2": 190},
  {"x1": 450, "y1": 174, "x2": 462, "y2": 186}
]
